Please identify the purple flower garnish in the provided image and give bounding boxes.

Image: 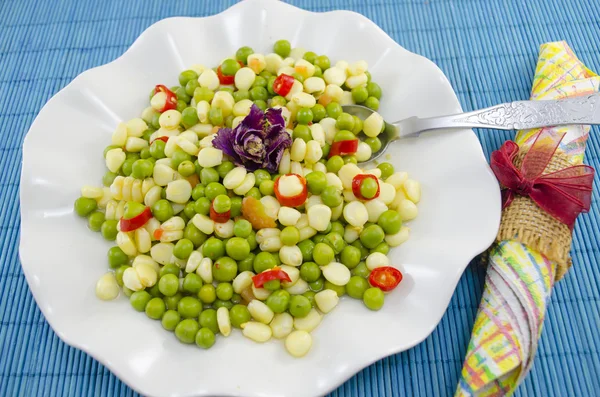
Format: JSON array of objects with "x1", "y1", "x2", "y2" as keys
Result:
[{"x1": 212, "y1": 105, "x2": 292, "y2": 172}]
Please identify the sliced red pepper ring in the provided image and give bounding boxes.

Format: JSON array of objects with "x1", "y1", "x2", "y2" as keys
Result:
[
  {"x1": 368, "y1": 266, "x2": 403, "y2": 292},
  {"x1": 210, "y1": 203, "x2": 231, "y2": 223},
  {"x1": 154, "y1": 85, "x2": 177, "y2": 113},
  {"x1": 150, "y1": 135, "x2": 169, "y2": 145},
  {"x1": 217, "y1": 66, "x2": 235, "y2": 85},
  {"x1": 273, "y1": 174, "x2": 308, "y2": 207},
  {"x1": 252, "y1": 267, "x2": 292, "y2": 288},
  {"x1": 329, "y1": 139, "x2": 359, "y2": 158},
  {"x1": 272, "y1": 74, "x2": 295, "y2": 97},
  {"x1": 120, "y1": 206, "x2": 152, "y2": 232},
  {"x1": 352, "y1": 174, "x2": 381, "y2": 201}
]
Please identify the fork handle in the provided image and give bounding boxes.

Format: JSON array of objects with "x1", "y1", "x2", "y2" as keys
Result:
[{"x1": 406, "y1": 92, "x2": 600, "y2": 134}]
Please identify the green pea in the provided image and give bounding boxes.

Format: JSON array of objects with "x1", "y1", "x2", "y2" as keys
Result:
[
  {"x1": 126, "y1": 151, "x2": 140, "y2": 161},
  {"x1": 250, "y1": 86, "x2": 268, "y2": 101},
  {"x1": 185, "y1": 78, "x2": 200, "y2": 96},
  {"x1": 289, "y1": 295, "x2": 311, "y2": 318},
  {"x1": 172, "y1": 238, "x2": 193, "y2": 260},
  {"x1": 209, "y1": 107, "x2": 224, "y2": 126},
  {"x1": 150, "y1": 139, "x2": 166, "y2": 159},
  {"x1": 160, "y1": 263, "x2": 181, "y2": 278},
  {"x1": 236, "y1": 46, "x2": 254, "y2": 64},
  {"x1": 351, "y1": 262, "x2": 370, "y2": 278},
  {"x1": 192, "y1": 185, "x2": 205, "y2": 201},
  {"x1": 300, "y1": 261, "x2": 321, "y2": 282},
  {"x1": 178, "y1": 70, "x2": 198, "y2": 86},
  {"x1": 260, "y1": 70, "x2": 273, "y2": 79},
  {"x1": 161, "y1": 309, "x2": 181, "y2": 331},
  {"x1": 351, "y1": 116, "x2": 363, "y2": 135},
  {"x1": 324, "y1": 281, "x2": 346, "y2": 297},
  {"x1": 302, "y1": 51, "x2": 317, "y2": 64},
  {"x1": 312, "y1": 242, "x2": 335, "y2": 266},
  {"x1": 171, "y1": 149, "x2": 191, "y2": 169},
  {"x1": 175, "y1": 87, "x2": 191, "y2": 104},
  {"x1": 367, "y1": 82, "x2": 382, "y2": 99},
  {"x1": 359, "y1": 225, "x2": 385, "y2": 249},
  {"x1": 199, "y1": 309, "x2": 219, "y2": 334},
  {"x1": 313, "y1": 65, "x2": 323, "y2": 78},
  {"x1": 250, "y1": 170, "x2": 268, "y2": 188},
  {"x1": 202, "y1": 237, "x2": 225, "y2": 261},
  {"x1": 74, "y1": 197, "x2": 97, "y2": 217},
  {"x1": 145, "y1": 297, "x2": 166, "y2": 320},
  {"x1": 266, "y1": 290, "x2": 291, "y2": 313},
  {"x1": 233, "y1": 89, "x2": 250, "y2": 102},
  {"x1": 311, "y1": 104, "x2": 326, "y2": 122},
  {"x1": 157, "y1": 274, "x2": 178, "y2": 297},
  {"x1": 364, "y1": 137, "x2": 382, "y2": 153},
  {"x1": 297, "y1": 239, "x2": 315, "y2": 262},
  {"x1": 140, "y1": 147, "x2": 152, "y2": 160},
  {"x1": 270, "y1": 95, "x2": 286, "y2": 107},
  {"x1": 219, "y1": 86, "x2": 235, "y2": 95},
  {"x1": 122, "y1": 202, "x2": 144, "y2": 220},
  {"x1": 321, "y1": 186, "x2": 343, "y2": 207},
  {"x1": 216, "y1": 161, "x2": 234, "y2": 179},
  {"x1": 238, "y1": 253, "x2": 255, "y2": 273},
  {"x1": 213, "y1": 283, "x2": 232, "y2": 302},
  {"x1": 211, "y1": 195, "x2": 230, "y2": 214},
  {"x1": 103, "y1": 171, "x2": 118, "y2": 187},
  {"x1": 314, "y1": 55, "x2": 330, "y2": 70},
  {"x1": 194, "y1": 197, "x2": 211, "y2": 216},
  {"x1": 343, "y1": 155, "x2": 357, "y2": 165},
  {"x1": 233, "y1": 219, "x2": 252, "y2": 238},
  {"x1": 278, "y1": 226, "x2": 298, "y2": 246},
  {"x1": 325, "y1": 232, "x2": 346, "y2": 254},
  {"x1": 220, "y1": 59, "x2": 241, "y2": 76},
  {"x1": 351, "y1": 85, "x2": 369, "y2": 103},
  {"x1": 273, "y1": 39, "x2": 291, "y2": 58},
  {"x1": 326, "y1": 156, "x2": 344, "y2": 173},
  {"x1": 336, "y1": 113, "x2": 355, "y2": 131},
  {"x1": 365, "y1": 96, "x2": 379, "y2": 111},
  {"x1": 312, "y1": 234, "x2": 327, "y2": 245},
  {"x1": 292, "y1": 124, "x2": 312, "y2": 142},
  {"x1": 247, "y1": 230, "x2": 258, "y2": 251},
  {"x1": 181, "y1": 107, "x2": 199, "y2": 128},
  {"x1": 292, "y1": 72, "x2": 304, "y2": 84},
  {"x1": 181, "y1": 273, "x2": 202, "y2": 294},
  {"x1": 150, "y1": 112, "x2": 161, "y2": 129},
  {"x1": 322, "y1": 222, "x2": 333, "y2": 234},
  {"x1": 147, "y1": 283, "x2": 163, "y2": 298},
  {"x1": 226, "y1": 237, "x2": 250, "y2": 261},
  {"x1": 179, "y1": 296, "x2": 203, "y2": 319},
  {"x1": 272, "y1": 254, "x2": 282, "y2": 267},
  {"x1": 130, "y1": 290, "x2": 152, "y2": 312},
  {"x1": 309, "y1": 278, "x2": 324, "y2": 292},
  {"x1": 151, "y1": 199, "x2": 173, "y2": 222},
  {"x1": 263, "y1": 279, "x2": 280, "y2": 291},
  {"x1": 100, "y1": 220, "x2": 119, "y2": 241},
  {"x1": 212, "y1": 256, "x2": 238, "y2": 282},
  {"x1": 377, "y1": 162, "x2": 394, "y2": 179},
  {"x1": 253, "y1": 75, "x2": 267, "y2": 88},
  {"x1": 245, "y1": 187, "x2": 262, "y2": 200},
  {"x1": 231, "y1": 293, "x2": 241, "y2": 304},
  {"x1": 175, "y1": 318, "x2": 199, "y2": 344},
  {"x1": 340, "y1": 245, "x2": 361, "y2": 269},
  {"x1": 178, "y1": 160, "x2": 196, "y2": 177},
  {"x1": 305, "y1": 171, "x2": 327, "y2": 195},
  {"x1": 372, "y1": 242, "x2": 390, "y2": 255},
  {"x1": 88, "y1": 211, "x2": 105, "y2": 232},
  {"x1": 194, "y1": 87, "x2": 215, "y2": 103},
  {"x1": 346, "y1": 276, "x2": 369, "y2": 299},
  {"x1": 200, "y1": 167, "x2": 220, "y2": 185},
  {"x1": 205, "y1": 182, "x2": 227, "y2": 201},
  {"x1": 193, "y1": 327, "x2": 215, "y2": 349},
  {"x1": 322, "y1": 143, "x2": 331, "y2": 158},
  {"x1": 107, "y1": 246, "x2": 128, "y2": 268},
  {"x1": 254, "y1": 251, "x2": 277, "y2": 273},
  {"x1": 359, "y1": 177, "x2": 379, "y2": 199},
  {"x1": 196, "y1": 285, "x2": 215, "y2": 305},
  {"x1": 259, "y1": 180, "x2": 275, "y2": 196},
  {"x1": 229, "y1": 304, "x2": 251, "y2": 328},
  {"x1": 334, "y1": 130, "x2": 355, "y2": 142},
  {"x1": 363, "y1": 287, "x2": 384, "y2": 310},
  {"x1": 182, "y1": 202, "x2": 196, "y2": 221},
  {"x1": 328, "y1": 221, "x2": 343, "y2": 236},
  {"x1": 377, "y1": 210, "x2": 402, "y2": 235},
  {"x1": 115, "y1": 265, "x2": 129, "y2": 286},
  {"x1": 230, "y1": 196, "x2": 243, "y2": 217},
  {"x1": 326, "y1": 102, "x2": 343, "y2": 119},
  {"x1": 122, "y1": 287, "x2": 134, "y2": 297},
  {"x1": 267, "y1": 76, "x2": 277, "y2": 95}
]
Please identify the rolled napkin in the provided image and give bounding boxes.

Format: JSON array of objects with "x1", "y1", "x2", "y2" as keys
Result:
[{"x1": 456, "y1": 41, "x2": 598, "y2": 397}]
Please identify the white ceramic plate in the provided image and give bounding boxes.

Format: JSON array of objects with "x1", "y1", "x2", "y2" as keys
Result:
[{"x1": 19, "y1": 1, "x2": 501, "y2": 396}]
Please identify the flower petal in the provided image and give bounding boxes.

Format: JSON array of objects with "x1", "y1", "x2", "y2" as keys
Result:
[{"x1": 212, "y1": 128, "x2": 239, "y2": 160}]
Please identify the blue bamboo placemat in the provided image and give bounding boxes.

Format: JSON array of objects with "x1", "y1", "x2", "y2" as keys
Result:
[{"x1": 1, "y1": 0, "x2": 599, "y2": 396}]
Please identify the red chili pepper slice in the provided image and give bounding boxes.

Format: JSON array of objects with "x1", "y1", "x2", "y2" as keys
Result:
[
  {"x1": 149, "y1": 135, "x2": 169, "y2": 145},
  {"x1": 272, "y1": 74, "x2": 295, "y2": 97},
  {"x1": 368, "y1": 266, "x2": 403, "y2": 292},
  {"x1": 217, "y1": 66, "x2": 235, "y2": 85},
  {"x1": 120, "y1": 206, "x2": 152, "y2": 232},
  {"x1": 329, "y1": 139, "x2": 359, "y2": 158},
  {"x1": 352, "y1": 174, "x2": 381, "y2": 201},
  {"x1": 252, "y1": 267, "x2": 292, "y2": 288},
  {"x1": 273, "y1": 174, "x2": 308, "y2": 207},
  {"x1": 210, "y1": 203, "x2": 231, "y2": 223},
  {"x1": 154, "y1": 85, "x2": 177, "y2": 113},
  {"x1": 153, "y1": 228, "x2": 164, "y2": 240}
]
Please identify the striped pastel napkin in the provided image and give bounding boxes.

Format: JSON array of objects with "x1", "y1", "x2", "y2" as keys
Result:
[{"x1": 456, "y1": 41, "x2": 600, "y2": 396}]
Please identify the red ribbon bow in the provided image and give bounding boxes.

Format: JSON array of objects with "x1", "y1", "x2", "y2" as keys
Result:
[{"x1": 490, "y1": 130, "x2": 594, "y2": 229}]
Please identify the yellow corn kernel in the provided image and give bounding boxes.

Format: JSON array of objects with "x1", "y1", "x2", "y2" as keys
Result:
[
  {"x1": 198, "y1": 69, "x2": 219, "y2": 90},
  {"x1": 117, "y1": 231, "x2": 137, "y2": 256},
  {"x1": 309, "y1": 124, "x2": 326, "y2": 147},
  {"x1": 325, "y1": 173, "x2": 343, "y2": 190},
  {"x1": 277, "y1": 174, "x2": 303, "y2": 196},
  {"x1": 234, "y1": 67, "x2": 256, "y2": 91},
  {"x1": 291, "y1": 92, "x2": 316, "y2": 108},
  {"x1": 319, "y1": 117, "x2": 337, "y2": 144},
  {"x1": 189, "y1": 64, "x2": 206, "y2": 75},
  {"x1": 338, "y1": 163, "x2": 362, "y2": 189},
  {"x1": 366, "y1": 252, "x2": 390, "y2": 271},
  {"x1": 343, "y1": 201, "x2": 368, "y2": 227},
  {"x1": 363, "y1": 112, "x2": 384, "y2": 138},
  {"x1": 321, "y1": 262, "x2": 351, "y2": 286},
  {"x1": 165, "y1": 179, "x2": 192, "y2": 204},
  {"x1": 105, "y1": 148, "x2": 126, "y2": 173},
  {"x1": 315, "y1": 289, "x2": 339, "y2": 313},
  {"x1": 386, "y1": 172, "x2": 408, "y2": 189},
  {"x1": 81, "y1": 185, "x2": 103, "y2": 199},
  {"x1": 184, "y1": 251, "x2": 203, "y2": 273},
  {"x1": 141, "y1": 106, "x2": 158, "y2": 124},
  {"x1": 348, "y1": 60, "x2": 368, "y2": 76},
  {"x1": 293, "y1": 308, "x2": 322, "y2": 332},
  {"x1": 290, "y1": 161, "x2": 303, "y2": 176},
  {"x1": 111, "y1": 122, "x2": 128, "y2": 146},
  {"x1": 279, "y1": 265, "x2": 300, "y2": 287},
  {"x1": 278, "y1": 149, "x2": 291, "y2": 174},
  {"x1": 343, "y1": 224, "x2": 361, "y2": 243},
  {"x1": 161, "y1": 216, "x2": 185, "y2": 231},
  {"x1": 284, "y1": 80, "x2": 304, "y2": 101},
  {"x1": 241, "y1": 321, "x2": 272, "y2": 343},
  {"x1": 251, "y1": 283, "x2": 272, "y2": 300},
  {"x1": 278, "y1": 65, "x2": 296, "y2": 77},
  {"x1": 115, "y1": 200, "x2": 126, "y2": 220},
  {"x1": 260, "y1": 236, "x2": 282, "y2": 252},
  {"x1": 126, "y1": 118, "x2": 148, "y2": 137},
  {"x1": 105, "y1": 200, "x2": 117, "y2": 220},
  {"x1": 198, "y1": 134, "x2": 216, "y2": 149},
  {"x1": 313, "y1": 162, "x2": 327, "y2": 173},
  {"x1": 247, "y1": 53, "x2": 266, "y2": 74},
  {"x1": 223, "y1": 166, "x2": 247, "y2": 189},
  {"x1": 285, "y1": 330, "x2": 312, "y2": 358},
  {"x1": 303, "y1": 140, "x2": 322, "y2": 164},
  {"x1": 270, "y1": 313, "x2": 294, "y2": 339},
  {"x1": 96, "y1": 187, "x2": 112, "y2": 208},
  {"x1": 176, "y1": 137, "x2": 199, "y2": 156},
  {"x1": 331, "y1": 202, "x2": 344, "y2": 221},
  {"x1": 343, "y1": 189, "x2": 357, "y2": 202},
  {"x1": 131, "y1": 179, "x2": 143, "y2": 203},
  {"x1": 160, "y1": 230, "x2": 184, "y2": 242},
  {"x1": 141, "y1": 178, "x2": 155, "y2": 196},
  {"x1": 125, "y1": 137, "x2": 148, "y2": 153},
  {"x1": 144, "y1": 217, "x2": 161, "y2": 240},
  {"x1": 95, "y1": 272, "x2": 120, "y2": 301},
  {"x1": 132, "y1": 254, "x2": 159, "y2": 272}
]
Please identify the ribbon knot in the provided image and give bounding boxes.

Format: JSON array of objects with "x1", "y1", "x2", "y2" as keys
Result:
[{"x1": 490, "y1": 130, "x2": 594, "y2": 229}]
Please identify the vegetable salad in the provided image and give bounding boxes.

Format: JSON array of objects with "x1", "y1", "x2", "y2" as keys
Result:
[{"x1": 75, "y1": 40, "x2": 421, "y2": 358}]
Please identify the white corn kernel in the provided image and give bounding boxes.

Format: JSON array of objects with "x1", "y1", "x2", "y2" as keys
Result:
[
  {"x1": 189, "y1": 64, "x2": 206, "y2": 75},
  {"x1": 365, "y1": 199, "x2": 388, "y2": 223},
  {"x1": 185, "y1": 251, "x2": 203, "y2": 273},
  {"x1": 217, "y1": 307, "x2": 232, "y2": 336},
  {"x1": 163, "y1": 136, "x2": 179, "y2": 158},
  {"x1": 97, "y1": 187, "x2": 112, "y2": 208},
  {"x1": 290, "y1": 138, "x2": 307, "y2": 162},
  {"x1": 214, "y1": 219, "x2": 234, "y2": 238},
  {"x1": 321, "y1": 262, "x2": 351, "y2": 286},
  {"x1": 304, "y1": 140, "x2": 322, "y2": 164},
  {"x1": 278, "y1": 66, "x2": 296, "y2": 77},
  {"x1": 233, "y1": 271, "x2": 255, "y2": 294},
  {"x1": 307, "y1": 204, "x2": 332, "y2": 231},
  {"x1": 112, "y1": 123, "x2": 128, "y2": 146},
  {"x1": 241, "y1": 321, "x2": 272, "y2": 343},
  {"x1": 319, "y1": 117, "x2": 337, "y2": 144},
  {"x1": 303, "y1": 77, "x2": 326, "y2": 94},
  {"x1": 315, "y1": 289, "x2": 339, "y2": 313},
  {"x1": 379, "y1": 183, "x2": 396, "y2": 205},
  {"x1": 363, "y1": 112, "x2": 384, "y2": 138},
  {"x1": 331, "y1": 202, "x2": 344, "y2": 221},
  {"x1": 115, "y1": 200, "x2": 126, "y2": 220},
  {"x1": 278, "y1": 207, "x2": 302, "y2": 226},
  {"x1": 386, "y1": 172, "x2": 409, "y2": 189},
  {"x1": 366, "y1": 252, "x2": 391, "y2": 271},
  {"x1": 285, "y1": 330, "x2": 312, "y2": 358},
  {"x1": 105, "y1": 200, "x2": 117, "y2": 219},
  {"x1": 291, "y1": 92, "x2": 316, "y2": 108},
  {"x1": 309, "y1": 124, "x2": 326, "y2": 147},
  {"x1": 234, "y1": 67, "x2": 256, "y2": 91},
  {"x1": 279, "y1": 245, "x2": 303, "y2": 267},
  {"x1": 150, "y1": 92, "x2": 167, "y2": 111},
  {"x1": 223, "y1": 167, "x2": 247, "y2": 189},
  {"x1": 386, "y1": 226, "x2": 410, "y2": 247},
  {"x1": 270, "y1": 313, "x2": 294, "y2": 339},
  {"x1": 133, "y1": 254, "x2": 159, "y2": 272},
  {"x1": 198, "y1": 69, "x2": 220, "y2": 90},
  {"x1": 282, "y1": 56, "x2": 295, "y2": 66},
  {"x1": 403, "y1": 179, "x2": 421, "y2": 203},
  {"x1": 136, "y1": 262, "x2": 158, "y2": 287},
  {"x1": 124, "y1": 118, "x2": 147, "y2": 138},
  {"x1": 291, "y1": 161, "x2": 303, "y2": 175},
  {"x1": 260, "y1": 236, "x2": 282, "y2": 252},
  {"x1": 323, "y1": 67, "x2": 346, "y2": 86},
  {"x1": 232, "y1": 116, "x2": 244, "y2": 129},
  {"x1": 161, "y1": 216, "x2": 185, "y2": 231},
  {"x1": 131, "y1": 179, "x2": 144, "y2": 202},
  {"x1": 122, "y1": 267, "x2": 143, "y2": 291},
  {"x1": 81, "y1": 185, "x2": 103, "y2": 199},
  {"x1": 296, "y1": 214, "x2": 309, "y2": 229},
  {"x1": 248, "y1": 300, "x2": 275, "y2": 324},
  {"x1": 339, "y1": 91, "x2": 354, "y2": 105},
  {"x1": 191, "y1": 213, "x2": 215, "y2": 235},
  {"x1": 145, "y1": 217, "x2": 161, "y2": 240},
  {"x1": 348, "y1": 60, "x2": 367, "y2": 76},
  {"x1": 284, "y1": 278, "x2": 308, "y2": 294},
  {"x1": 95, "y1": 272, "x2": 120, "y2": 301},
  {"x1": 171, "y1": 255, "x2": 187, "y2": 269},
  {"x1": 141, "y1": 178, "x2": 155, "y2": 196},
  {"x1": 159, "y1": 109, "x2": 182, "y2": 129},
  {"x1": 279, "y1": 265, "x2": 300, "y2": 287},
  {"x1": 135, "y1": 227, "x2": 151, "y2": 253},
  {"x1": 141, "y1": 107, "x2": 158, "y2": 124},
  {"x1": 255, "y1": 228, "x2": 281, "y2": 244},
  {"x1": 247, "y1": 53, "x2": 266, "y2": 74},
  {"x1": 343, "y1": 189, "x2": 357, "y2": 202},
  {"x1": 294, "y1": 59, "x2": 315, "y2": 78},
  {"x1": 160, "y1": 230, "x2": 183, "y2": 242},
  {"x1": 364, "y1": 168, "x2": 382, "y2": 178},
  {"x1": 117, "y1": 231, "x2": 137, "y2": 256},
  {"x1": 197, "y1": 147, "x2": 223, "y2": 168},
  {"x1": 212, "y1": 91, "x2": 235, "y2": 117},
  {"x1": 293, "y1": 308, "x2": 322, "y2": 332},
  {"x1": 196, "y1": 257, "x2": 213, "y2": 283},
  {"x1": 305, "y1": 195, "x2": 323, "y2": 210},
  {"x1": 323, "y1": 84, "x2": 344, "y2": 105},
  {"x1": 144, "y1": 185, "x2": 162, "y2": 207},
  {"x1": 260, "y1": 196, "x2": 281, "y2": 220},
  {"x1": 176, "y1": 136, "x2": 199, "y2": 156},
  {"x1": 278, "y1": 149, "x2": 291, "y2": 174},
  {"x1": 105, "y1": 148, "x2": 126, "y2": 173},
  {"x1": 338, "y1": 163, "x2": 362, "y2": 189},
  {"x1": 344, "y1": 225, "x2": 361, "y2": 243},
  {"x1": 355, "y1": 142, "x2": 372, "y2": 162},
  {"x1": 120, "y1": 177, "x2": 133, "y2": 201},
  {"x1": 233, "y1": 99, "x2": 254, "y2": 117},
  {"x1": 343, "y1": 201, "x2": 368, "y2": 227},
  {"x1": 198, "y1": 134, "x2": 216, "y2": 148},
  {"x1": 298, "y1": 226, "x2": 317, "y2": 241},
  {"x1": 125, "y1": 137, "x2": 148, "y2": 152},
  {"x1": 196, "y1": 100, "x2": 211, "y2": 123},
  {"x1": 335, "y1": 60, "x2": 349, "y2": 72},
  {"x1": 345, "y1": 73, "x2": 368, "y2": 89},
  {"x1": 251, "y1": 283, "x2": 272, "y2": 300},
  {"x1": 397, "y1": 199, "x2": 418, "y2": 221},
  {"x1": 284, "y1": 80, "x2": 304, "y2": 101},
  {"x1": 233, "y1": 173, "x2": 255, "y2": 195},
  {"x1": 277, "y1": 174, "x2": 303, "y2": 196},
  {"x1": 165, "y1": 179, "x2": 192, "y2": 204},
  {"x1": 265, "y1": 53, "x2": 284, "y2": 74},
  {"x1": 325, "y1": 173, "x2": 343, "y2": 190},
  {"x1": 313, "y1": 162, "x2": 327, "y2": 173}
]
